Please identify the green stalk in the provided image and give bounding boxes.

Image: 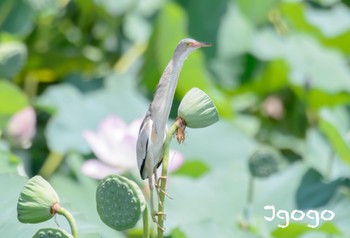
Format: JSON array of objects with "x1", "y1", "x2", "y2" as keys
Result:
[
  {"x1": 244, "y1": 175, "x2": 254, "y2": 224},
  {"x1": 247, "y1": 175, "x2": 254, "y2": 205},
  {"x1": 39, "y1": 151, "x2": 64, "y2": 178},
  {"x1": 157, "y1": 121, "x2": 179, "y2": 238},
  {"x1": 114, "y1": 43, "x2": 146, "y2": 73},
  {"x1": 56, "y1": 205, "x2": 79, "y2": 238},
  {"x1": 143, "y1": 205, "x2": 150, "y2": 238}
]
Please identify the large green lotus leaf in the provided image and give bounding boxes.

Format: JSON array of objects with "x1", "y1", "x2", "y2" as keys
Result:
[
  {"x1": 281, "y1": 2, "x2": 325, "y2": 34},
  {"x1": 216, "y1": 2, "x2": 254, "y2": 58},
  {"x1": 306, "y1": 4, "x2": 350, "y2": 38},
  {"x1": 237, "y1": 0, "x2": 279, "y2": 26},
  {"x1": 250, "y1": 31, "x2": 350, "y2": 94},
  {"x1": 285, "y1": 35, "x2": 350, "y2": 93},
  {"x1": 292, "y1": 86, "x2": 350, "y2": 110},
  {"x1": 250, "y1": 29, "x2": 285, "y2": 61},
  {"x1": 123, "y1": 13, "x2": 151, "y2": 44},
  {"x1": 272, "y1": 222, "x2": 341, "y2": 238},
  {"x1": 171, "y1": 120, "x2": 256, "y2": 169},
  {"x1": 281, "y1": 2, "x2": 350, "y2": 54},
  {"x1": 319, "y1": 107, "x2": 350, "y2": 166},
  {"x1": 304, "y1": 128, "x2": 350, "y2": 177},
  {"x1": 36, "y1": 73, "x2": 147, "y2": 154},
  {"x1": 142, "y1": 2, "x2": 232, "y2": 118},
  {"x1": 0, "y1": 173, "x2": 99, "y2": 238},
  {"x1": 304, "y1": 128, "x2": 334, "y2": 174},
  {"x1": 166, "y1": 162, "x2": 308, "y2": 236},
  {"x1": 0, "y1": 150, "x2": 20, "y2": 174},
  {"x1": 26, "y1": 51, "x2": 96, "y2": 83},
  {"x1": 293, "y1": 190, "x2": 350, "y2": 237},
  {"x1": 170, "y1": 227, "x2": 187, "y2": 238},
  {"x1": 0, "y1": 0, "x2": 35, "y2": 36},
  {"x1": 178, "y1": 221, "x2": 260, "y2": 238},
  {"x1": 172, "y1": 160, "x2": 210, "y2": 179},
  {"x1": 314, "y1": 0, "x2": 340, "y2": 6},
  {"x1": 235, "y1": 60, "x2": 289, "y2": 96},
  {"x1": 0, "y1": 42, "x2": 27, "y2": 79},
  {"x1": 327, "y1": 192, "x2": 350, "y2": 236},
  {"x1": 296, "y1": 168, "x2": 348, "y2": 210},
  {"x1": 168, "y1": 120, "x2": 308, "y2": 236},
  {"x1": 26, "y1": 0, "x2": 62, "y2": 13},
  {"x1": 183, "y1": 0, "x2": 228, "y2": 58},
  {"x1": 92, "y1": 0, "x2": 133, "y2": 16},
  {"x1": 0, "y1": 80, "x2": 29, "y2": 127},
  {"x1": 321, "y1": 29, "x2": 350, "y2": 54}
]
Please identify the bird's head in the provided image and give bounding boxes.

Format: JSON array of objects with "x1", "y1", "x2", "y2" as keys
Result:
[{"x1": 174, "y1": 38, "x2": 212, "y2": 60}]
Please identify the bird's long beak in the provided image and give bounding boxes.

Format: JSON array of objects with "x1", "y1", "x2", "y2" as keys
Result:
[
  {"x1": 200, "y1": 42, "x2": 212, "y2": 47},
  {"x1": 192, "y1": 41, "x2": 212, "y2": 48}
]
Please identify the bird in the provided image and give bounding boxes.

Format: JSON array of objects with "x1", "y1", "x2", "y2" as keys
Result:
[{"x1": 136, "y1": 38, "x2": 211, "y2": 223}]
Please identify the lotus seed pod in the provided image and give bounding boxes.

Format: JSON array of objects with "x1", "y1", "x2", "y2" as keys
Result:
[
  {"x1": 33, "y1": 228, "x2": 73, "y2": 238},
  {"x1": 17, "y1": 176, "x2": 60, "y2": 223},
  {"x1": 248, "y1": 147, "x2": 280, "y2": 178},
  {"x1": 96, "y1": 175, "x2": 145, "y2": 231},
  {"x1": 178, "y1": 88, "x2": 219, "y2": 128},
  {"x1": 127, "y1": 177, "x2": 146, "y2": 212}
]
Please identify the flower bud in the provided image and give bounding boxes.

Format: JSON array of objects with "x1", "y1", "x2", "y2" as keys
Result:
[
  {"x1": 17, "y1": 176, "x2": 60, "y2": 223},
  {"x1": 178, "y1": 88, "x2": 219, "y2": 128},
  {"x1": 7, "y1": 107, "x2": 36, "y2": 148}
]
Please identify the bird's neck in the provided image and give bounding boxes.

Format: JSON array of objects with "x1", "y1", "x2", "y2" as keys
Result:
[{"x1": 150, "y1": 55, "x2": 187, "y2": 138}]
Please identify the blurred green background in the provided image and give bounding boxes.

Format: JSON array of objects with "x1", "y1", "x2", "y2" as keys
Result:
[{"x1": 2, "y1": 0, "x2": 350, "y2": 237}]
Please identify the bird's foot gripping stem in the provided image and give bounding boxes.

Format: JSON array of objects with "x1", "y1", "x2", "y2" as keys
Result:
[
  {"x1": 155, "y1": 176, "x2": 173, "y2": 200},
  {"x1": 151, "y1": 212, "x2": 166, "y2": 231}
]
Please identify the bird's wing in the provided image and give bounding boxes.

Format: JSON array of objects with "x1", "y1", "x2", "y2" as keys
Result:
[{"x1": 136, "y1": 112, "x2": 153, "y2": 179}]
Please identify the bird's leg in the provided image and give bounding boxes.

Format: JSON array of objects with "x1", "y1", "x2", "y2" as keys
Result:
[
  {"x1": 148, "y1": 171, "x2": 167, "y2": 231},
  {"x1": 149, "y1": 172, "x2": 167, "y2": 231},
  {"x1": 148, "y1": 171, "x2": 158, "y2": 224},
  {"x1": 154, "y1": 168, "x2": 162, "y2": 204}
]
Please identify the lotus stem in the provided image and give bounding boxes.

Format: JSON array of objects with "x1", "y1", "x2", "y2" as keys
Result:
[{"x1": 157, "y1": 120, "x2": 180, "y2": 237}]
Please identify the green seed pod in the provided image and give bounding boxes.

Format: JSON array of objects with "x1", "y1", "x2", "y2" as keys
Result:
[
  {"x1": 248, "y1": 147, "x2": 280, "y2": 178},
  {"x1": 33, "y1": 228, "x2": 73, "y2": 238},
  {"x1": 96, "y1": 175, "x2": 146, "y2": 231},
  {"x1": 178, "y1": 88, "x2": 219, "y2": 128},
  {"x1": 17, "y1": 176, "x2": 60, "y2": 223}
]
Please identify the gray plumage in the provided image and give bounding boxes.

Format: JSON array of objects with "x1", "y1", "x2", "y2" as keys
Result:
[
  {"x1": 136, "y1": 38, "x2": 211, "y2": 223},
  {"x1": 136, "y1": 38, "x2": 211, "y2": 180}
]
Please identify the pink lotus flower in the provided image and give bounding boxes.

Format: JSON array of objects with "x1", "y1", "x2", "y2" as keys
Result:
[
  {"x1": 7, "y1": 107, "x2": 36, "y2": 148},
  {"x1": 82, "y1": 115, "x2": 184, "y2": 179}
]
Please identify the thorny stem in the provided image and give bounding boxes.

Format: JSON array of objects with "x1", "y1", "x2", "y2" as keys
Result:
[
  {"x1": 53, "y1": 203, "x2": 79, "y2": 238},
  {"x1": 157, "y1": 120, "x2": 180, "y2": 238}
]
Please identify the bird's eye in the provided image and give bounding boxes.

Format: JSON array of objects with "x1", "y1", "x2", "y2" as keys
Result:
[{"x1": 185, "y1": 42, "x2": 191, "y2": 46}]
